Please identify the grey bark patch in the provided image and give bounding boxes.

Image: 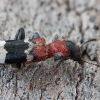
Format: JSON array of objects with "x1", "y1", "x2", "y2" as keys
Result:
[{"x1": 0, "y1": 0, "x2": 100, "y2": 100}]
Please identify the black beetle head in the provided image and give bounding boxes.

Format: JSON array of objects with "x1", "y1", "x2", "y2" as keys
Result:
[
  {"x1": 66, "y1": 39, "x2": 99, "y2": 66},
  {"x1": 66, "y1": 41, "x2": 83, "y2": 64}
]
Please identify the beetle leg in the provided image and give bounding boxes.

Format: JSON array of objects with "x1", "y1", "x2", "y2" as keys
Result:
[
  {"x1": 14, "y1": 28, "x2": 25, "y2": 40},
  {"x1": 31, "y1": 62, "x2": 42, "y2": 77},
  {"x1": 32, "y1": 32, "x2": 40, "y2": 39},
  {"x1": 16, "y1": 63, "x2": 21, "y2": 69},
  {"x1": 56, "y1": 58, "x2": 63, "y2": 68},
  {"x1": 52, "y1": 34, "x2": 59, "y2": 42},
  {"x1": 54, "y1": 53, "x2": 63, "y2": 68},
  {"x1": 14, "y1": 28, "x2": 25, "y2": 70},
  {"x1": 54, "y1": 53, "x2": 63, "y2": 61}
]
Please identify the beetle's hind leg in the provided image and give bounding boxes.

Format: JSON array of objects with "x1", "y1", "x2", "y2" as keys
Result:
[
  {"x1": 13, "y1": 28, "x2": 26, "y2": 71},
  {"x1": 14, "y1": 28, "x2": 25, "y2": 40}
]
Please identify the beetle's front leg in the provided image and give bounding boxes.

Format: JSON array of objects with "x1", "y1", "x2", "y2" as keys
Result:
[{"x1": 54, "y1": 53, "x2": 64, "y2": 68}]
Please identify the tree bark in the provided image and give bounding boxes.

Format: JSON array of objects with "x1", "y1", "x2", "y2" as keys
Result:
[{"x1": 0, "y1": 0, "x2": 100, "y2": 100}]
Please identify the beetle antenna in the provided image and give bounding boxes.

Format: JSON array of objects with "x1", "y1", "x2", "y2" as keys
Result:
[
  {"x1": 80, "y1": 39, "x2": 98, "y2": 55},
  {"x1": 81, "y1": 58, "x2": 100, "y2": 67},
  {"x1": 79, "y1": 38, "x2": 99, "y2": 67}
]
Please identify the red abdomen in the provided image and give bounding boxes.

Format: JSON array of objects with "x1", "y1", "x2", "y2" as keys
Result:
[
  {"x1": 32, "y1": 38, "x2": 47, "y2": 61},
  {"x1": 30, "y1": 38, "x2": 69, "y2": 62},
  {"x1": 47, "y1": 40, "x2": 69, "y2": 59}
]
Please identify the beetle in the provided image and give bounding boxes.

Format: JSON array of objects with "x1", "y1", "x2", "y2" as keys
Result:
[{"x1": 0, "y1": 28, "x2": 99, "y2": 70}]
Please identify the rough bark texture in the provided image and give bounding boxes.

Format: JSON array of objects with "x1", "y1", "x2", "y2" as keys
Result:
[{"x1": 0, "y1": 0, "x2": 100, "y2": 100}]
